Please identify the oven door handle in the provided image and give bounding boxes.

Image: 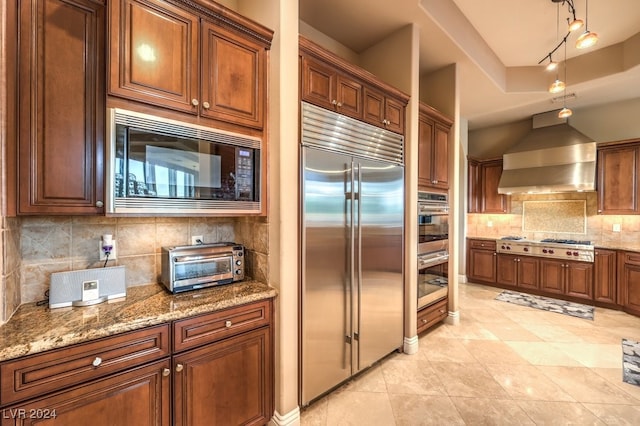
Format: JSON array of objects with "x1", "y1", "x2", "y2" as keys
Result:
[
  {"x1": 173, "y1": 254, "x2": 230, "y2": 264},
  {"x1": 418, "y1": 252, "x2": 449, "y2": 270}
]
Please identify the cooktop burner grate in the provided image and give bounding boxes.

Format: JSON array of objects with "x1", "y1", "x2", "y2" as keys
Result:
[{"x1": 540, "y1": 239, "x2": 591, "y2": 245}]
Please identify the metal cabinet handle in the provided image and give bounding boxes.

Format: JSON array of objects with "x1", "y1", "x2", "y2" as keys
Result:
[
  {"x1": 191, "y1": 98, "x2": 199, "y2": 106},
  {"x1": 92, "y1": 357, "x2": 102, "y2": 367},
  {"x1": 493, "y1": 253, "x2": 497, "y2": 256},
  {"x1": 202, "y1": 101, "x2": 210, "y2": 109},
  {"x1": 331, "y1": 99, "x2": 338, "y2": 105},
  {"x1": 162, "y1": 368, "x2": 170, "y2": 377},
  {"x1": 225, "y1": 320, "x2": 232, "y2": 328},
  {"x1": 176, "y1": 364, "x2": 184, "y2": 372},
  {"x1": 421, "y1": 319, "x2": 428, "y2": 324},
  {"x1": 95, "y1": 200, "x2": 103, "y2": 208}
]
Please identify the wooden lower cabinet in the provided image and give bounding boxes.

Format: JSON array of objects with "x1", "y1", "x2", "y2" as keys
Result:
[
  {"x1": 496, "y1": 254, "x2": 539, "y2": 290},
  {"x1": 0, "y1": 300, "x2": 274, "y2": 425},
  {"x1": 539, "y1": 259, "x2": 593, "y2": 300},
  {"x1": 619, "y1": 251, "x2": 640, "y2": 315},
  {"x1": 594, "y1": 249, "x2": 617, "y2": 306},
  {"x1": 466, "y1": 239, "x2": 497, "y2": 284},
  {"x1": 417, "y1": 298, "x2": 448, "y2": 335},
  {"x1": 1, "y1": 359, "x2": 170, "y2": 426},
  {"x1": 173, "y1": 327, "x2": 272, "y2": 426}
]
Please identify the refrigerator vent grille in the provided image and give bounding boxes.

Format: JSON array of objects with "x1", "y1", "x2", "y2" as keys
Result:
[{"x1": 301, "y1": 102, "x2": 404, "y2": 165}]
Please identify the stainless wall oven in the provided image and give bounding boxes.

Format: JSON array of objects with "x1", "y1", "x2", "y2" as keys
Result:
[{"x1": 417, "y1": 191, "x2": 449, "y2": 309}]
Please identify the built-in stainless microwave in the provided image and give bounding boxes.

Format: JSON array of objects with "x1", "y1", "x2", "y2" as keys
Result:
[{"x1": 106, "y1": 108, "x2": 261, "y2": 215}]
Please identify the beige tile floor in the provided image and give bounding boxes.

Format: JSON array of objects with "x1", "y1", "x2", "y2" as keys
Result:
[{"x1": 300, "y1": 282, "x2": 640, "y2": 425}]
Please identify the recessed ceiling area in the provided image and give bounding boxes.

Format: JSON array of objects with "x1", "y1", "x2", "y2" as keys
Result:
[{"x1": 299, "y1": 0, "x2": 640, "y2": 129}]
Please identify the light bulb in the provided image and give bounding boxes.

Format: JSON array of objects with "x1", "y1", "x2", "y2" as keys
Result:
[
  {"x1": 558, "y1": 107, "x2": 573, "y2": 118},
  {"x1": 568, "y1": 18, "x2": 584, "y2": 32},
  {"x1": 549, "y1": 79, "x2": 566, "y2": 94},
  {"x1": 576, "y1": 31, "x2": 598, "y2": 49},
  {"x1": 545, "y1": 61, "x2": 558, "y2": 72}
]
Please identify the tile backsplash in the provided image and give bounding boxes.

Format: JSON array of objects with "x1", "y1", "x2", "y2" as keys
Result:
[
  {"x1": 467, "y1": 192, "x2": 640, "y2": 246},
  {"x1": 19, "y1": 215, "x2": 269, "y2": 307}
]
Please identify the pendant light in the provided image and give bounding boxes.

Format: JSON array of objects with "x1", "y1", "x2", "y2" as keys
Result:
[
  {"x1": 558, "y1": 38, "x2": 572, "y2": 118},
  {"x1": 576, "y1": 0, "x2": 598, "y2": 49},
  {"x1": 548, "y1": 3, "x2": 565, "y2": 93}
]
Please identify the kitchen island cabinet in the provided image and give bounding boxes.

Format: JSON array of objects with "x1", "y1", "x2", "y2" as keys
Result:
[
  {"x1": 466, "y1": 239, "x2": 497, "y2": 284},
  {"x1": 109, "y1": 0, "x2": 272, "y2": 133},
  {"x1": 14, "y1": 0, "x2": 105, "y2": 215}
]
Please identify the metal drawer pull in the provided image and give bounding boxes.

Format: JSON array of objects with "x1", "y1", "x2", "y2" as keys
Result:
[
  {"x1": 176, "y1": 364, "x2": 184, "y2": 372},
  {"x1": 92, "y1": 357, "x2": 102, "y2": 367},
  {"x1": 422, "y1": 319, "x2": 428, "y2": 323},
  {"x1": 225, "y1": 320, "x2": 232, "y2": 328},
  {"x1": 162, "y1": 368, "x2": 170, "y2": 377}
]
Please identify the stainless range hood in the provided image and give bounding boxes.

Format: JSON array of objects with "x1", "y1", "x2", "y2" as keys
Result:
[{"x1": 497, "y1": 110, "x2": 596, "y2": 194}]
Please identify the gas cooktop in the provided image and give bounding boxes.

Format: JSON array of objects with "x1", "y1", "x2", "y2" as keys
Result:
[{"x1": 497, "y1": 237, "x2": 594, "y2": 262}]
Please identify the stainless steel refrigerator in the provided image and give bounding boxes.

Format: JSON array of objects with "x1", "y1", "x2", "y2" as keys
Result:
[{"x1": 300, "y1": 102, "x2": 404, "y2": 405}]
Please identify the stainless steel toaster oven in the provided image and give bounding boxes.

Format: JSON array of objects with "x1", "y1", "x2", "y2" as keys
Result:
[{"x1": 160, "y1": 243, "x2": 245, "y2": 293}]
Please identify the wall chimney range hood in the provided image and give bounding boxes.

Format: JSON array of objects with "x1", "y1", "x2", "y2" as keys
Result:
[{"x1": 497, "y1": 110, "x2": 596, "y2": 194}]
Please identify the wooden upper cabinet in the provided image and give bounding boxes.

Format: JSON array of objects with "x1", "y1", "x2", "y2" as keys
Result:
[
  {"x1": 418, "y1": 104, "x2": 452, "y2": 191},
  {"x1": 363, "y1": 87, "x2": 404, "y2": 134},
  {"x1": 16, "y1": 0, "x2": 105, "y2": 215},
  {"x1": 108, "y1": 0, "x2": 199, "y2": 113},
  {"x1": 300, "y1": 36, "x2": 409, "y2": 135},
  {"x1": 597, "y1": 142, "x2": 640, "y2": 214},
  {"x1": 109, "y1": 0, "x2": 272, "y2": 131},
  {"x1": 468, "y1": 158, "x2": 509, "y2": 213},
  {"x1": 300, "y1": 56, "x2": 362, "y2": 120}
]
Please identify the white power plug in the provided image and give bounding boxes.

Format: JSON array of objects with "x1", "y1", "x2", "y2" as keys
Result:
[{"x1": 99, "y1": 235, "x2": 117, "y2": 261}]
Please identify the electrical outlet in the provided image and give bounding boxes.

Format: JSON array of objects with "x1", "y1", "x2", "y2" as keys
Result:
[
  {"x1": 191, "y1": 235, "x2": 204, "y2": 245},
  {"x1": 99, "y1": 240, "x2": 117, "y2": 260},
  {"x1": 487, "y1": 220, "x2": 493, "y2": 228},
  {"x1": 613, "y1": 223, "x2": 621, "y2": 232}
]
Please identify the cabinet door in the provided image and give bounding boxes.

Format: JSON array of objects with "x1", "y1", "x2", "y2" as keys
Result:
[
  {"x1": 496, "y1": 254, "x2": 518, "y2": 287},
  {"x1": 597, "y1": 146, "x2": 639, "y2": 214},
  {"x1": 173, "y1": 327, "x2": 273, "y2": 426},
  {"x1": 1, "y1": 360, "x2": 171, "y2": 426},
  {"x1": 363, "y1": 87, "x2": 386, "y2": 128},
  {"x1": 565, "y1": 261, "x2": 593, "y2": 300},
  {"x1": 620, "y1": 253, "x2": 640, "y2": 316},
  {"x1": 200, "y1": 21, "x2": 266, "y2": 129},
  {"x1": 417, "y1": 115, "x2": 435, "y2": 189},
  {"x1": 594, "y1": 249, "x2": 617, "y2": 305},
  {"x1": 17, "y1": 0, "x2": 104, "y2": 214},
  {"x1": 517, "y1": 257, "x2": 540, "y2": 290},
  {"x1": 108, "y1": 0, "x2": 199, "y2": 113},
  {"x1": 481, "y1": 161, "x2": 508, "y2": 213},
  {"x1": 467, "y1": 249, "x2": 497, "y2": 283},
  {"x1": 300, "y1": 56, "x2": 336, "y2": 111},
  {"x1": 431, "y1": 123, "x2": 450, "y2": 189},
  {"x1": 335, "y1": 74, "x2": 363, "y2": 120},
  {"x1": 467, "y1": 159, "x2": 480, "y2": 213},
  {"x1": 539, "y1": 259, "x2": 564, "y2": 294},
  {"x1": 383, "y1": 96, "x2": 405, "y2": 134}
]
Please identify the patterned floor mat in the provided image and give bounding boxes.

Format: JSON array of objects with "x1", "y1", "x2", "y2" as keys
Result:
[{"x1": 495, "y1": 290, "x2": 594, "y2": 320}]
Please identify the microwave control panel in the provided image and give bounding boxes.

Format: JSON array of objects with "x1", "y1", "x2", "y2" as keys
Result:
[{"x1": 236, "y1": 148, "x2": 255, "y2": 200}]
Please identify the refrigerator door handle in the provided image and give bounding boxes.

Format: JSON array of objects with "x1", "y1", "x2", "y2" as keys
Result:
[
  {"x1": 355, "y1": 162, "x2": 363, "y2": 371},
  {"x1": 347, "y1": 160, "x2": 356, "y2": 352}
]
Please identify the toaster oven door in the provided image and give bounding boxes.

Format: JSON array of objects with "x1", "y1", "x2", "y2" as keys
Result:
[{"x1": 172, "y1": 253, "x2": 234, "y2": 290}]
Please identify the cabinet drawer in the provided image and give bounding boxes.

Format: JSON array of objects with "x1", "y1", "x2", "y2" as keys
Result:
[
  {"x1": 622, "y1": 251, "x2": 640, "y2": 266},
  {"x1": 173, "y1": 299, "x2": 272, "y2": 353},
  {"x1": 0, "y1": 324, "x2": 170, "y2": 406},
  {"x1": 417, "y1": 298, "x2": 448, "y2": 334},
  {"x1": 468, "y1": 239, "x2": 496, "y2": 251}
]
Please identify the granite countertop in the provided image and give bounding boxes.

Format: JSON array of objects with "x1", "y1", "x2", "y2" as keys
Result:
[
  {"x1": 0, "y1": 280, "x2": 277, "y2": 363},
  {"x1": 467, "y1": 236, "x2": 640, "y2": 253}
]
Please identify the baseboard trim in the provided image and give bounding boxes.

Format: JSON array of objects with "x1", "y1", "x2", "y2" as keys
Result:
[
  {"x1": 270, "y1": 406, "x2": 301, "y2": 426},
  {"x1": 403, "y1": 335, "x2": 419, "y2": 354}
]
